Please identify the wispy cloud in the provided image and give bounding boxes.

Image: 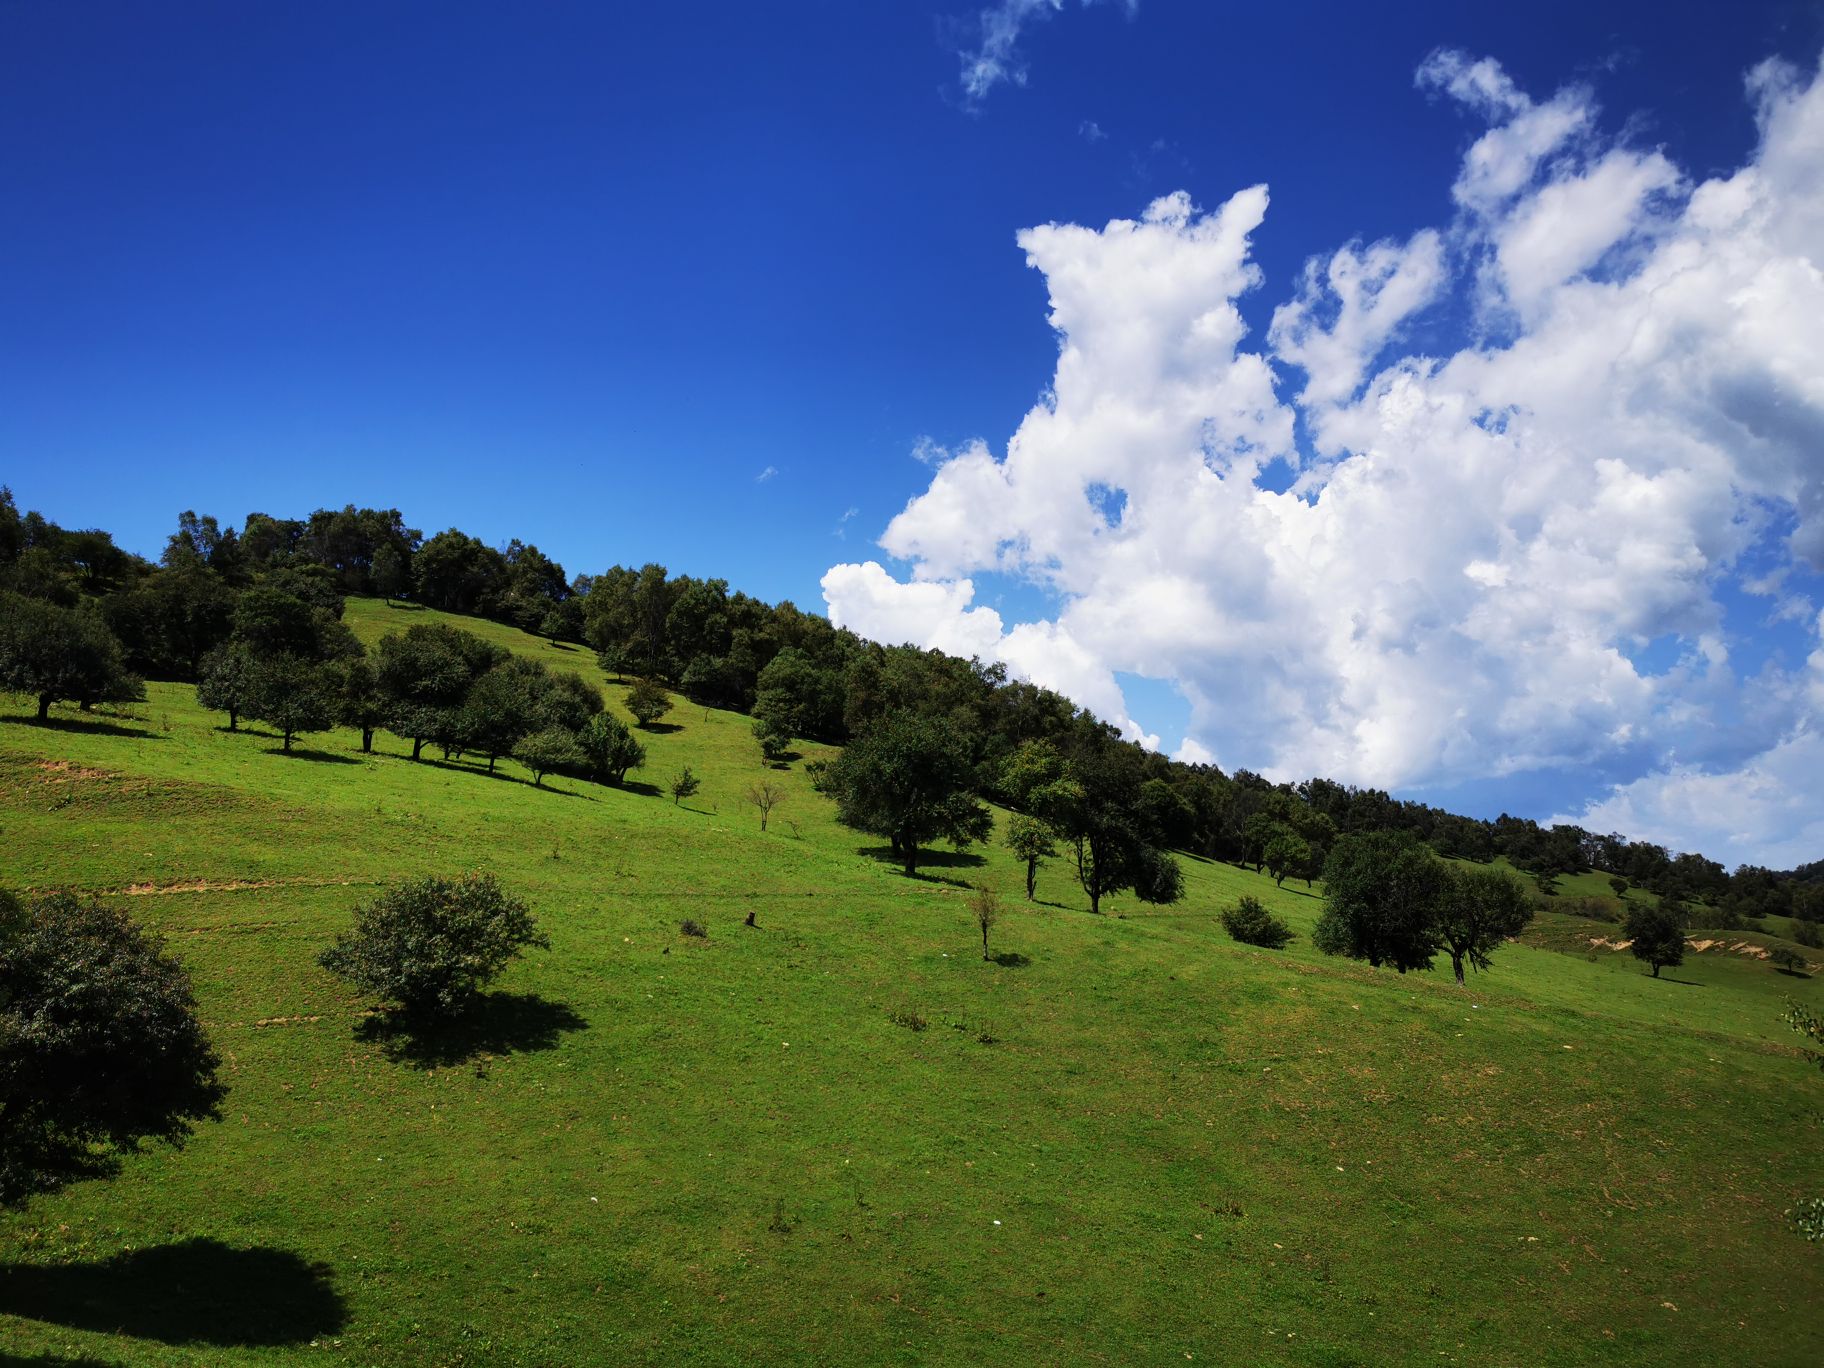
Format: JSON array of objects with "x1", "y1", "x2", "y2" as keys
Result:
[
  {"x1": 1079, "y1": 119, "x2": 1107, "y2": 143},
  {"x1": 955, "y1": 0, "x2": 1138, "y2": 108},
  {"x1": 833, "y1": 507, "x2": 860, "y2": 539},
  {"x1": 755, "y1": 464, "x2": 778, "y2": 483}
]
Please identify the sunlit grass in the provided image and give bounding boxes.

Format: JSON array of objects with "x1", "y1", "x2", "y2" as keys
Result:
[{"x1": 1, "y1": 600, "x2": 1818, "y2": 1366}]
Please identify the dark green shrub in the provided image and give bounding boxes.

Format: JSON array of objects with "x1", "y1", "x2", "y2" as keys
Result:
[
  {"x1": 1794, "y1": 919, "x2": 1822, "y2": 949},
  {"x1": 679, "y1": 918, "x2": 708, "y2": 939},
  {"x1": 1221, "y1": 896, "x2": 1295, "y2": 950},
  {"x1": 0, "y1": 890, "x2": 224, "y2": 1204},
  {"x1": 319, "y1": 874, "x2": 546, "y2": 1019}
]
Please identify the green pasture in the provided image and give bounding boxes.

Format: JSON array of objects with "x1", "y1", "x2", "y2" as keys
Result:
[{"x1": 1, "y1": 600, "x2": 1819, "y2": 1366}]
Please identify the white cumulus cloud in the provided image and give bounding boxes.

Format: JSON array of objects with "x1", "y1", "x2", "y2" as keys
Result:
[{"x1": 828, "y1": 50, "x2": 1824, "y2": 865}]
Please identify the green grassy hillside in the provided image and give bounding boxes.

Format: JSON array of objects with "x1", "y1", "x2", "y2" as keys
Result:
[{"x1": 2, "y1": 599, "x2": 1820, "y2": 1366}]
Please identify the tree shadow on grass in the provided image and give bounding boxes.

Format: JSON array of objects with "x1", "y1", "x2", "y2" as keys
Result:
[
  {"x1": 0, "y1": 1240, "x2": 345, "y2": 1347},
  {"x1": 858, "y1": 847, "x2": 986, "y2": 871},
  {"x1": 0, "y1": 1352, "x2": 120, "y2": 1366},
  {"x1": 1, "y1": 713, "x2": 162, "y2": 741},
  {"x1": 354, "y1": 992, "x2": 588, "y2": 1068},
  {"x1": 262, "y1": 746, "x2": 362, "y2": 764},
  {"x1": 613, "y1": 779, "x2": 664, "y2": 799},
  {"x1": 637, "y1": 721, "x2": 684, "y2": 735},
  {"x1": 991, "y1": 951, "x2": 1031, "y2": 968}
]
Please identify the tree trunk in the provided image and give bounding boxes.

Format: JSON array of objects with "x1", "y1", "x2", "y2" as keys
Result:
[
  {"x1": 903, "y1": 839, "x2": 918, "y2": 877},
  {"x1": 412, "y1": 736, "x2": 424, "y2": 760},
  {"x1": 36, "y1": 693, "x2": 51, "y2": 721},
  {"x1": 1025, "y1": 859, "x2": 1037, "y2": 900},
  {"x1": 487, "y1": 755, "x2": 496, "y2": 774},
  {"x1": 981, "y1": 925, "x2": 990, "y2": 961},
  {"x1": 282, "y1": 731, "x2": 293, "y2": 753},
  {"x1": 228, "y1": 706, "x2": 239, "y2": 732},
  {"x1": 361, "y1": 727, "x2": 374, "y2": 753},
  {"x1": 1452, "y1": 951, "x2": 1465, "y2": 985},
  {"x1": 1089, "y1": 885, "x2": 1101, "y2": 916},
  {"x1": 1652, "y1": 962, "x2": 1661, "y2": 978}
]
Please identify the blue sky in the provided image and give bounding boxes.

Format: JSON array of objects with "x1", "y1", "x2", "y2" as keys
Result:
[{"x1": 4, "y1": 2, "x2": 1823, "y2": 862}]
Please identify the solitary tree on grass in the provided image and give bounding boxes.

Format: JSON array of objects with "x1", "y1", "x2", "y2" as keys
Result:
[
  {"x1": 809, "y1": 713, "x2": 991, "y2": 877},
  {"x1": 971, "y1": 883, "x2": 1002, "y2": 962},
  {"x1": 1, "y1": 890, "x2": 225, "y2": 1206},
  {"x1": 670, "y1": 765, "x2": 700, "y2": 806},
  {"x1": 1624, "y1": 901, "x2": 1687, "y2": 979},
  {"x1": 746, "y1": 778, "x2": 783, "y2": 832}
]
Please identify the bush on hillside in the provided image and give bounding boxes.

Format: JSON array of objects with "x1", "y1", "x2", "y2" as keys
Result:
[
  {"x1": 1794, "y1": 919, "x2": 1822, "y2": 949},
  {"x1": 1221, "y1": 896, "x2": 1294, "y2": 950},
  {"x1": 624, "y1": 677, "x2": 671, "y2": 728},
  {"x1": 0, "y1": 890, "x2": 225, "y2": 1205},
  {"x1": 319, "y1": 874, "x2": 547, "y2": 1020}
]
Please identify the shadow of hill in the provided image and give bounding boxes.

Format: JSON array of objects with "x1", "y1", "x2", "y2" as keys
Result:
[
  {"x1": 355, "y1": 992, "x2": 587, "y2": 1068},
  {"x1": 0, "y1": 1240, "x2": 345, "y2": 1347}
]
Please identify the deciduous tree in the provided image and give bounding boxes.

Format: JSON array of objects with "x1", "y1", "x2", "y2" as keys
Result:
[
  {"x1": 1625, "y1": 901, "x2": 1687, "y2": 979},
  {"x1": 1004, "y1": 814, "x2": 1056, "y2": 901},
  {"x1": 1314, "y1": 831, "x2": 1447, "y2": 973},
  {"x1": 576, "y1": 713, "x2": 645, "y2": 786},
  {"x1": 0, "y1": 591, "x2": 144, "y2": 721},
  {"x1": 810, "y1": 714, "x2": 991, "y2": 877},
  {"x1": 1437, "y1": 865, "x2": 1533, "y2": 984}
]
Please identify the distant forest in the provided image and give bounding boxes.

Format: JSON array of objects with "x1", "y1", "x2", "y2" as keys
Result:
[{"x1": 3, "y1": 491, "x2": 1819, "y2": 922}]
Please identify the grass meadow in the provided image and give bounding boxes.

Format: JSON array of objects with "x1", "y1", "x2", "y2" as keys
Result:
[{"x1": 1, "y1": 598, "x2": 1820, "y2": 1366}]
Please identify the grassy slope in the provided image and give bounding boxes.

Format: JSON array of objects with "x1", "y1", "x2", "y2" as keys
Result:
[{"x1": 0, "y1": 597, "x2": 1818, "y2": 1367}]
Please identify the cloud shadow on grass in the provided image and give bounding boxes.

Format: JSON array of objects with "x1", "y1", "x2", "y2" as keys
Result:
[
  {"x1": 354, "y1": 991, "x2": 588, "y2": 1068},
  {"x1": 0, "y1": 1240, "x2": 345, "y2": 1347}
]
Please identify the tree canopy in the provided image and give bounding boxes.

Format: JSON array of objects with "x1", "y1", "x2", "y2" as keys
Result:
[
  {"x1": 811, "y1": 713, "x2": 992, "y2": 876},
  {"x1": 0, "y1": 890, "x2": 225, "y2": 1205}
]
